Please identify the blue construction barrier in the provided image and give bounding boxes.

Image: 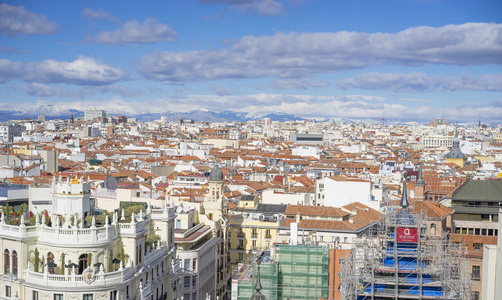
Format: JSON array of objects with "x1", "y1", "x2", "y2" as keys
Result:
[
  {"x1": 409, "y1": 286, "x2": 443, "y2": 297},
  {"x1": 364, "y1": 284, "x2": 386, "y2": 293},
  {"x1": 383, "y1": 257, "x2": 424, "y2": 270}
]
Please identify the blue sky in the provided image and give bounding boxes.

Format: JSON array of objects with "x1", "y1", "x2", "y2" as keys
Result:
[{"x1": 1, "y1": 0, "x2": 501, "y2": 123}]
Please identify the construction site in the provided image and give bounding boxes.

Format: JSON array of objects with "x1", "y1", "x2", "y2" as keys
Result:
[
  {"x1": 340, "y1": 182, "x2": 472, "y2": 299},
  {"x1": 232, "y1": 244, "x2": 329, "y2": 300}
]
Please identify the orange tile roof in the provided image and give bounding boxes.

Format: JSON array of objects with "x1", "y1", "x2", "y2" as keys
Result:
[{"x1": 285, "y1": 205, "x2": 347, "y2": 218}]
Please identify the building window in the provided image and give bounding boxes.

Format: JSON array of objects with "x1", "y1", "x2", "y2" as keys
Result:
[
  {"x1": 184, "y1": 276, "x2": 190, "y2": 288},
  {"x1": 192, "y1": 258, "x2": 197, "y2": 272},
  {"x1": 184, "y1": 259, "x2": 190, "y2": 271},
  {"x1": 83, "y1": 294, "x2": 93, "y2": 300},
  {"x1": 79, "y1": 254, "x2": 88, "y2": 274},
  {"x1": 4, "y1": 249, "x2": 10, "y2": 273},
  {"x1": 33, "y1": 291, "x2": 39, "y2": 300},
  {"x1": 109, "y1": 291, "x2": 117, "y2": 300},
  {"x1": 5, "y1": 286, "x2": 11, "y2": 297},
  {"x1": 252, "y1": 240, "x2": 257, "y2": 248},
  {"x1": 238, "y1": 253, "x2": 243, "y2": 261},
  {"x1": 430, "y1": 223, "x2": 436, "y2": 235},
  {"x1": 176, "y1": 219, "x2": 181, "y2": 229},
  {"x1": 208, "y1": 213, "x2": 213, "y2": 220},
  {"x1": 473, "y1": 243, "x2": 483, "y2": 251},
  {"x1": 47, "y1": 252, "x2": 55, "y2": 274},
  {"x1": 12, "y1": 251, "x2": 17, "y2": 276},
  {"x1": 472, "y1": 291, "x2": 480, "y2": 300},
  {"x1": 472, "y1": 265, "x2": 481, "y2": 280},
  {"x1": 54, "y1": 294, "x2": 64, "y2": 300}
]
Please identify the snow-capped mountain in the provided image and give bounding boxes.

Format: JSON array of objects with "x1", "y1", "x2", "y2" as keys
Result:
[{"x1": 0, "y1": 105, "x2": 304, "y2": 123}]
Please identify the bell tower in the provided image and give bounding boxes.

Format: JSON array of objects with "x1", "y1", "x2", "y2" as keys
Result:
[{"x1": 414, "y1": 163, "x2": 426, "y2": 201}]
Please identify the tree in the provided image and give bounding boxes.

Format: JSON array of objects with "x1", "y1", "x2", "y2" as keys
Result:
[
  {"x1": 34, "y1": 248, "x2": 39, "y2": 272},
  {"x1": 19, "y1": 203, "x2": 27, "y2": 216},
  {"x1": 60, "y1": 253, "x2": 65, "y2": 275},
  {"x1": 145, "y1": 234, "x2": 161, "y2": 249},
  {"x1": 108, "y1": 250, "x2": 113, "y2": 272}
]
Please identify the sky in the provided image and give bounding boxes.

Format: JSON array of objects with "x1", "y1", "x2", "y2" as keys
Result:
[{"x1": 1, "y1": 0, "x2": 502, "y2": 124}]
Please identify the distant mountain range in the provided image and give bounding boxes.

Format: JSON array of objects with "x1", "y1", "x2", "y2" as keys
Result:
[{"x1": 0, "y1": 105, "x2": 304, "y2": 123}]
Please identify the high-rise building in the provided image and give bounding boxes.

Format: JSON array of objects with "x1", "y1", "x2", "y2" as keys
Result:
[
  {"x1": 0, "y1": 176, "x2": 182, "y2": 299},
  {"x1": 84, "y1": 110, "x2": 105, "y2": 121}
]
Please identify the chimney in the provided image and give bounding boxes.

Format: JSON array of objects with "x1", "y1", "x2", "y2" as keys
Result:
[{"x1": 296, "y1": 212, "x2": 301, "y2": 223}]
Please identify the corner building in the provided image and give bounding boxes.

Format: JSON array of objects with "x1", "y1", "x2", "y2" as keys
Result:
[{"x1": 0, "y1": 176, "x2": 182, "y2": 300}]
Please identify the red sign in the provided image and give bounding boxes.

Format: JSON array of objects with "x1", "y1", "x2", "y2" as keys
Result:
[{"x1": 396, "y1": 227, "x2": 418, "y2": 243}]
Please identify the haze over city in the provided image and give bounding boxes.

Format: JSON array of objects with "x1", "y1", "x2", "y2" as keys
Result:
[{"x1": 1, "y1": 0, "x2": 501, "y2": 123}]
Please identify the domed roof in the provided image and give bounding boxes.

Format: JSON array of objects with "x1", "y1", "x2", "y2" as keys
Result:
[
  {"x1": 209, "y1": 165, "x2": 224, "y2": 181},
  {"x1": 445, "y1": 128, "x2": 467, "y2": 159},
  {"x1": 396, "y1": 208, "x2": 416, "y2": 226}
]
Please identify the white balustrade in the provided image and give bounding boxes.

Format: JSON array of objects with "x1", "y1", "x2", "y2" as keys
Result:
[
  {"x1": 0, "y1": 222, "x2": 119, "y2": 245},
  {"x1": 144, "y1": 244, "x2": 167, "y2": 266},
  {"x1": 23, "y1": 266, "x2": 134, "y2": 288}
]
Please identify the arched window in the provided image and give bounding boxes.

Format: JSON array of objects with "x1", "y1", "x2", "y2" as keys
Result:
[
  {"x1": 47, "y1": 252, "x2": 55, "y2": 274},
  {"x1": 430, "y1": 223, "x2": 437, "y2": 235},
  {"x1": 79, "y1": 254, "x2": 88, "y2": 274},
  {"x1": 4, "y1": 249, "x2": 9, "y2": 273},
  {"x1": 12, "y1": 251, "x2": 17, "y2": 276}
]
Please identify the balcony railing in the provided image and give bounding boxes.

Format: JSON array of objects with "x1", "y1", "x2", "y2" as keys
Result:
[{"x1": 23, "y1": 265, "x2": 134, "y2": 288}]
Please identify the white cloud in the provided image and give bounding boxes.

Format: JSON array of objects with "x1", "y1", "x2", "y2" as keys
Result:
[
  {"x1": 0, "y1": 56, "x2": 128, "y2": 85},
  {"x1": 138, "y1": 22, "x2": 502, "y2": 84},
  {"x1": 97, "y1": 86, "x2": 145, "y2": 97},
  {"x1": 271, "y1": 78, "x2": 330, "y2": 89},
  {"x1": 235, "y1": 0, "x2": 284, "y2": 16},
  {"x1": 399, "y1": 98, "x2": 435, "y2": 103},
  {"x1": 86, "y1": 18, "x2": 177, "y2": 45},
  {"x1": 198, "y1": 0, "x2": 253, "y2": 3},
  {"x1": 208, "y1": 84, "x2": 233, "y2": 96},
  {"x1": 337, "y1": 72, "x2": 502, "y2": 92},
  {"x1": 82, "y1": 8, "x2": 120, "y2": 24},
  {"x1": 23, "y1": 83, "x2": 85, "y2": 98},
  {"x1": 198, "y1": 0, "x2": 284, "y2": 16},
  {"x1": 0, "y1": 4, "x2": 60, "y2": 36}
]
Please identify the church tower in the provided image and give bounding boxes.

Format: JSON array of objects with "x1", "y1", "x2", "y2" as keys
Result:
[
  {"x1": 204, "y1": 165, "x2": 227, "y2": 221},
  {"x1": 204, "y1": 165, "x2": 230, "y2": 299},
  {"x1": 414, "y1": 163, "x2": 426, "y2": 201},
  {"x1": 444, "y1": 128, "x2": 467, "y2": 167}
]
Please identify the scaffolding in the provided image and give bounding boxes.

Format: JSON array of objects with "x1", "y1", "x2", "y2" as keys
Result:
[
  {"x1": 234, "y1": 245, "x2": 329, "y2": 300},
  {"x1": 340, "y1": 203, "x2": 472, "y2": 299}
]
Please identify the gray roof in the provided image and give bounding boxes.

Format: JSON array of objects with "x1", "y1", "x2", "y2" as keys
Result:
[
  {"x1": 444, "y1": 149, "x2": 467, "y2": 159},
  {"x1": 208, "y1": 165, "x2": 224, "y2": 181},
  {"x1": 452, "y1": 180, "x2": 502, "y2": 202},
  {"x1": 255, "y1": 204, "x2": 288, "y2": 214},
  {"x1": 400, "y1": 180, "x2": 409, "y2": 209},
  {"x1": 396, "y1": 208, "x2": 416, "y2": 225},
  {"x1": 445, "y1": 132, "x2": 467, "y2": 159}
]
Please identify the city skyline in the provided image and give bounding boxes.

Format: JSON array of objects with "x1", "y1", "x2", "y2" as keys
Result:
[{"x1": 1, "y1": 0, "x2": 502, "y2": 123}]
